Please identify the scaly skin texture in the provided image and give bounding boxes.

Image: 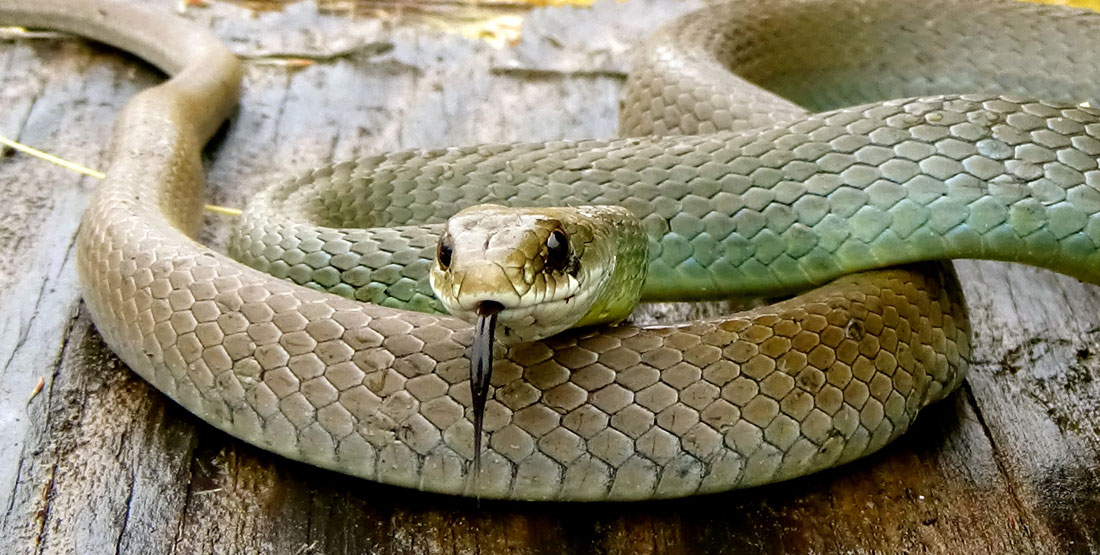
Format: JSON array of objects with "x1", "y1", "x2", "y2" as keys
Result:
[{"x1": 2, "y1": 0, "x2": 1098, "y2": 500}]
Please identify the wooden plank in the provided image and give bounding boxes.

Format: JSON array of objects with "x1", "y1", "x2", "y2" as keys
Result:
[{"x1": 0, "y1": 0, "x2": 1098, "y2": 553}]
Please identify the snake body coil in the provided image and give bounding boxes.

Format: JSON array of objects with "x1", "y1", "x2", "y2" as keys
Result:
[{"x1": 3, "y1": 0, "x2": 1100, "y2": 500}]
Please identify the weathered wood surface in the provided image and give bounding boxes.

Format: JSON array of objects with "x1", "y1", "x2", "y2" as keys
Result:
[{"x1": 1, "y1": 0, "x2": 1100, "y2": 553}]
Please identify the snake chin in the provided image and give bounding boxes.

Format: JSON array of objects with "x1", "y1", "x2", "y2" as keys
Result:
[
  {"x1": 433, "y1": 266, "x2": 596, "y2": 343},
  {"x1": 491, "y1": 292, "x2": 590, "y2": 342}
]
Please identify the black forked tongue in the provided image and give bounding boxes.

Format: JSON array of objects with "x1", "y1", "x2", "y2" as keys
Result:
[{"x1": 471, "y1": 300, "x2": 503, "y2": 480}]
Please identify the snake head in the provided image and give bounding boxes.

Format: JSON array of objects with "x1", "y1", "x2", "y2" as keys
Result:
[
  {"x1": 429, "y1": 204, "x2": 648, "y2": 343},
  {"x1": 429, "y1": 204, "x2": 647, "y2": 476}
]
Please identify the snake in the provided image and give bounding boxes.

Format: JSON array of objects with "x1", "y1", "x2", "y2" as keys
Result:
[{"x1": 4, "y1": 0, "x2": 1100, "y2": 502}]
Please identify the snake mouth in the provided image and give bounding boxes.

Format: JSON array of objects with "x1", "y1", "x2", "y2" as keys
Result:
[
  {"x1": 470, "y1": 300, "x2": 503, "y2": 477},
  {"x1": 494, "y1": 294, "x2": 576, "y2": 323}
]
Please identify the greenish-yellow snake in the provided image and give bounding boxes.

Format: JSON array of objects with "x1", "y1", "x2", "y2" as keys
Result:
[{"x1": 3, "y1": 0, "x2": 1100, "y2": 501}]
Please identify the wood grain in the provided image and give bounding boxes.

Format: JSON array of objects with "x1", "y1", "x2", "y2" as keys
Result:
[{"x1": 1, "y1": 1, "x2": 1098, "y2": 553}]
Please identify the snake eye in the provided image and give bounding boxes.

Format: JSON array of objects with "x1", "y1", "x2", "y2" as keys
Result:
[
  {"x1": 546, "y1": 227, "x2": 569, "y2": 271},
  {"x1": 437, "y1": 234, "x2": 454, "y2": 270}
]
